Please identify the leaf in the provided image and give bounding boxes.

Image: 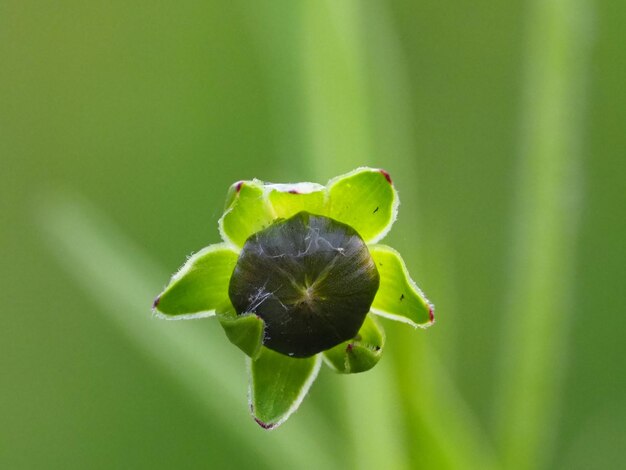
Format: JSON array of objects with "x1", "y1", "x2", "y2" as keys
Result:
[
  {"x1": 218, "y1": 180, "x2": 275, "y2": 248},
  {"x1": 323, "y1": 314, "x2": 385, "y2": 374},
  {"x1": 153, "y1": 243, "x2": 238, "y2": 318},
  {"x1": 327, "y1": 167, "x2": 398, "y2": 243},
  {"x1": 218, "y1": 310, "x2": 265, "y2": 359},
  {"x1": 368, "y1": 244, "x2": 434, "y2": 327},
  {"x1": 266, "y1": 182, "x2": 328, "y2": 219},
  {"x1": 249, "y1": 348, "x2": 322, "y2": 430}
]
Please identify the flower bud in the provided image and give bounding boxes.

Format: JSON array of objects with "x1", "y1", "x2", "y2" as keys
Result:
[{"x1": 229, "y1": 212, "x2": 380, "y2": 357}]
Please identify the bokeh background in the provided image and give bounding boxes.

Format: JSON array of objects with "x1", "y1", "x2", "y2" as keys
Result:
[{"x1": 2, "y1": 1, "x2": 624, "y2": 469}]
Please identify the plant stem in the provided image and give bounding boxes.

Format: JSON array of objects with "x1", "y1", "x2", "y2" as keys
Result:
[
  {"x1": 494, "y1": 0, "x2": 591, "y2": 468},
  {"x1": 298, "y1": 2, "x2": 410, "y2": 467},
  {"x1": 301, "y1": 0, "x2": 374, "y2": 180},
  {"x1": 298, "y1": 1, "x2": 498, "y2": 468}
]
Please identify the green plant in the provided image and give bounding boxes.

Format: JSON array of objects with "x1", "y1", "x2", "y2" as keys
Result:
[{"x1": 153, "y1": 167, "x2": 434, "y2": 429}]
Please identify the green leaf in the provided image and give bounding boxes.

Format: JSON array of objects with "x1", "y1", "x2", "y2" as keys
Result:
[
  {"x1": 327, "y1": 167, "x2": 398, "y2": 243},
  {"x1": 218, "y1": 180, "x2": 275, "y2": 248},
  {"x1": 218, "y1": 310, "x2": 265, "y2": 359},
  {"x1": 267, "y1": 182, "x2": 328, "y2": 219},
  {"x1": 249, "y1": 348, "x2": 322, "y2": 429},
  {"x1": 323, "y1": 314, "x2": 385, "y2": 374},
  {"x1": 154, "y1": 243, "x2": 238, "y2": 318},
  {"x1": 368, "y1": 244, "x2": 434, "y2": 328}
]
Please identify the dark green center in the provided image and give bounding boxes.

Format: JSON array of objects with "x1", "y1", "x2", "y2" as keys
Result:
[{"x1": 228, "y1": 212, "x2": 380, "y2": 357}]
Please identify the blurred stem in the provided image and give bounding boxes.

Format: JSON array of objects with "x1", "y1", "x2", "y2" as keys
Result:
[
  {"x1": 301, "y1": 0, "x2": 374, "y2": 179},
  {"x1": 299, "y1": 2, "x2": 407, "y2": 468},
  {"x1": 393, "y1": 327, "x2": 499, "y2": 470},
  {"x1": 238, "y1": 0, "x2": 311, "y2": 177},
  {"x1": 299, "y1": 2, "x2": 497, "y2": 468},
  {"x1": 495, "y1": 0, "x2": 591, "y2": 468}
]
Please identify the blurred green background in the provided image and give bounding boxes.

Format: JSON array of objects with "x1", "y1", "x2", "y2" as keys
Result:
[{"x1": 2, "y1": 0, "x2": 625, "y2": 469}]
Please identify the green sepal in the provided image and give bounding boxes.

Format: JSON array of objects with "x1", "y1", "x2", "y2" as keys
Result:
[
  {"x1": 249, "y1": 348, "x2": 321, "y2": 430},
  {"x1": 218, "y1": 180, "x2": 274, "y2": 248},
  {"x1": 327, "y1": 167, "x2": 398, "y2": 243},
  {"x1": 218, "y1": 310, "x2": 265, "y2": 359},
  {"x1": 153, "y1": 243, "x2": 239, "y2": 319},
  {"x1": 368, "y1": 244, "x2": 435, "y2": 328},
  {"x1": 266, "y1": 183, "x2": 327, "y2": 219},
  {"x1": 322, "y1": 314, "x2": 385, "y2": 374}
]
